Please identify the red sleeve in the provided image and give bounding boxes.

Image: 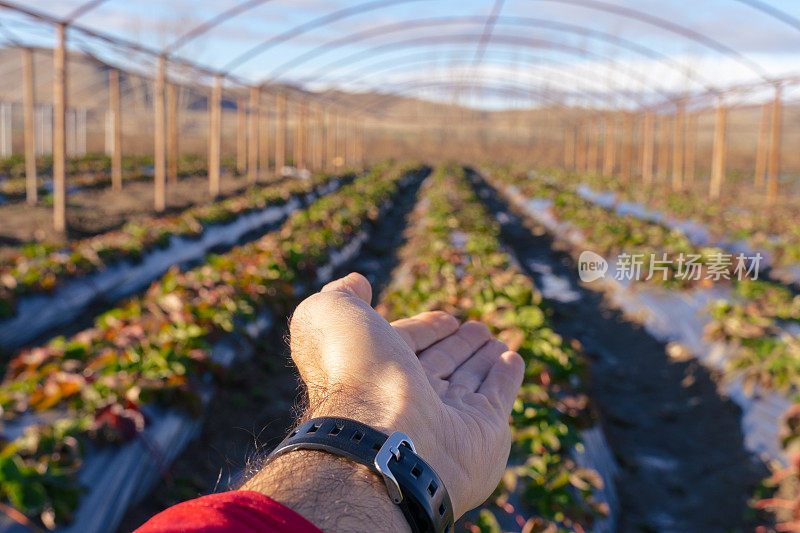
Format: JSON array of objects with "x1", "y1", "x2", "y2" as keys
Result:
[{"x1": 133, "y1": 490, "x2": 323, "y2": 533}]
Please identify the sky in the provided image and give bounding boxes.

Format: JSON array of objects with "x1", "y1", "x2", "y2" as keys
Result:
[{"x1": 2, "y1": 0, "x2": 800, "y2": 110}]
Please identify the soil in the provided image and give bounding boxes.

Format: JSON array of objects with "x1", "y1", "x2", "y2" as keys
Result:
[
  {"x1": 0, "y1": 172, "x2": 272, "y2": 253},
  {"x1": 470, "y1": 171, "x2": 770, "y2": 532},
  {"x1": 116, "y1": 171, "x2": 427, "y2": 532}
]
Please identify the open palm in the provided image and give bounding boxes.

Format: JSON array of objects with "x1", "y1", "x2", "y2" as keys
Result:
[{"x1": 289, "y1": 273, "x2": 525, "y2": 519}]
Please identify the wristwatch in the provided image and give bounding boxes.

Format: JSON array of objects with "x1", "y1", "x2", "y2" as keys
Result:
[{"x1": 269, "y1": 417, "x2": 454, "y2": 533}]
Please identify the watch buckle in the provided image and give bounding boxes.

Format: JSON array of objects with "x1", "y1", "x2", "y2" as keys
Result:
[{"x1": 374, "y1": 431, "x2": 416, "y2": 504}]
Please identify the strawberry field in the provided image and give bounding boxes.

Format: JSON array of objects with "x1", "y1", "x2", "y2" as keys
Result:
[
  {"x1": 1, "y1": 159, "x2": 797, "y2": 533},
  {"x1": 3, "y1": 2, "x2": 800, "y2": 531}
]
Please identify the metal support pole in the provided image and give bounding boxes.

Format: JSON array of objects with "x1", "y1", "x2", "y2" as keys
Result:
[
  {"x1": 22, "y1": 47, "x2": 37, "y2": 204},
  {"x1": 208, "y1": 74, "x2": 222, "y2": 198},
  {"x1": 53, "y1": 23, "x2": 67, "y2": 232},
  {"x1": 766, "y1": 85, "x2": 782, "y2": 205},
  {"x1": 709, "y1": 102, "x2": 727, "y2": 199},
  {"x1": 154, "y1": 55, "x2": 166, "y2": 212}
]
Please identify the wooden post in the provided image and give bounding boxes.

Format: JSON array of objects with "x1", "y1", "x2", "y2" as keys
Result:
[
  {"x1": 603, "y1": 117, "x2": 615, "y2": 176},
  {"x1": 109, "y1": 69, "x2": 122, "y2": 191},
  {"x1": 166, "y1": 82, "x2": 178, "y2": 185},
  {"x1": 292, "y1": 100, "x2": 299, "y2": 169},
  {"x1": 154, "y1": 55, "x2": 166, "y2": 212},
  {"x1": 586, "y1": 119, "x2": 597, "y2": 174},
  {"x1": 346, "y1": 118, "x2": 356, "y2": 167},
  {"x1": 275, "y1": 92, "x2": 286, "y2": 173},
  {"x1": 208, "y1": 74, "x2": 222, "y2": 198},
  {"x1": 766, "y1": 85, "x2": 782, "y2": 205},
  {"x1": 248, "y1": 86, "x2": 259, "y2": 182},
  {"x1": 336, "y1": 112, "x2": 344, "y2": 168},
  {"x1": 313, "y1": 107, "x2": 324, "y2": 170},
  {"x1": 672, "y1": 103, "x2": 685, "y2": 190},
  {"x1": 53, "y1": 24, "x2": 67, "y2": 232},
  {"x1": 685, "y1": 113, "x2": 697, "y2": 184},
  {"x1": 754, "y1": 102, "x2": 770, "y2": 188},
  {"x1": 657, "y1": 115, "x2": 670, "y2": 181},
  {"x1": 325, "y1": 110, "x2": 335, "y2": 170},
  {"x1": 575, "y1": 121, "x2": 586, "y2": 173},
  {"x1": 709, "y1": 101, "x2": 727, "y2": 199},
  {"x1": 236, "y1": 98, "x2": 246, "y2": 176},
  {"x1": 620, "y1": 113, "x2": 633, "y2": 181},
  {"x1": 22, "y1": 48, "x2": 37, "y2": 204},
  {"x1": 307, "y1": 105, "x2": 316, "y2": 171},
  {"x1": 641, "y1": 112, "x2": 654, "y2": 185},
  {"x1": 358, "y1": 118, "x2": 365, "y2": 167},
  {"x1": 259, "y1": 101, "x2": 269, "y2": 178},
  {"x1": 295, "y1": 100, "x2": 307, "y2": 171},
  {"x1": 564, "y1": 124, "x2": 575, "y2": 171}
]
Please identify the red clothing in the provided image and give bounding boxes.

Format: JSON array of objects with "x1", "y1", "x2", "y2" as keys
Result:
[{"x1": 134, "y1": 491, "x2": 323, "y2": 533}]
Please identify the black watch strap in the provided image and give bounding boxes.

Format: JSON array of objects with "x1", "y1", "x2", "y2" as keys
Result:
[{"x1": 269, "y1": 417, "x2": 454, "y2": 533}]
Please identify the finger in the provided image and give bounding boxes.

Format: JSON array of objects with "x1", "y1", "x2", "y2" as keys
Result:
[
  {"x1": 321, "y1": 272, "x2": 372, "y2": 304},
  {"x1": 391, "y1": 311, "x2": 459, "y2": 353},
  {"x1": 427, "y1": 375, "x2": 449, "y2": 396},
  {"x1": 445, "y1": 339, "x2": 508, "y2": 397},
  {"x1": 478, "y1": 351, "x2": 525, "y2": 416},
  {"x1": 418, "y1": 321, "x2": 492, "y2": 379}
]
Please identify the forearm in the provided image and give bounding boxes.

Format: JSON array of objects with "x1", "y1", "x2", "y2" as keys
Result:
[{"x1": 242, "y1": 450, "x2": 410, "y2": 532}]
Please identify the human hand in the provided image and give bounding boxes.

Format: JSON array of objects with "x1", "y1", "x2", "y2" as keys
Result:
[{"x1": 285, "y1": 272, "x2": 525, "y2": 520}]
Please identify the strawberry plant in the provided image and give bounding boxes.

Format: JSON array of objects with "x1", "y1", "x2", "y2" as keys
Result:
[
  {"x1": 0, "y1": 161, "x2": 416, "y2": 527},
  {"x1": 378, "y1": 164, "x2": 604, "y2": 531}
]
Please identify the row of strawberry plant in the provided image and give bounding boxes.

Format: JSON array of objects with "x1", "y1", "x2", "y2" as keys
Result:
[
  {"x1": 0, "y1": 160, "x2": 413, "y2": 528},
  {"x1": 484, "y1": 167, "x2": 800, "y2": 530},
  {"x1": 485, "y1": 167, "x2": 723, "y2": 288},
  {"x1": 376, "y1": 164, "x2": 607, "y2": 532},
  {"x1": 535, "y1": 171, "x2": 800, "y2": 393},
  {"x1": 486, "y1": 168, "x2": 800, "y2": 391},
  {"x1": 0, "y1": 154, "x2": 243, "y2": 192},
  {"x1": 488, "y1": 168, "x2": 800, "y2": 395},
  {"x1": 0, "y1": 172, "x2": 346, "y2": 320},
  {"x1": 553, "y1": 168, "x2": 800, "y2": 270}
]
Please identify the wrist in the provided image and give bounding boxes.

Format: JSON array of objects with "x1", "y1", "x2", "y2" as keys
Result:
[
  {"x1": 243, "y1": 449, "x2": 410, "y2": 532},
  {"x1": 304, "y1": 389, "x2": 461, "y2": 516}
]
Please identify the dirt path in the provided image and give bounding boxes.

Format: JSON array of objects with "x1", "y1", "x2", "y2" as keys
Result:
[
  {"x1": 117, "y1": 171, "x2": 428, "y2": 532},
  {"x1": 470, "y1": 171, "x2": 768, "y2": 532}
]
